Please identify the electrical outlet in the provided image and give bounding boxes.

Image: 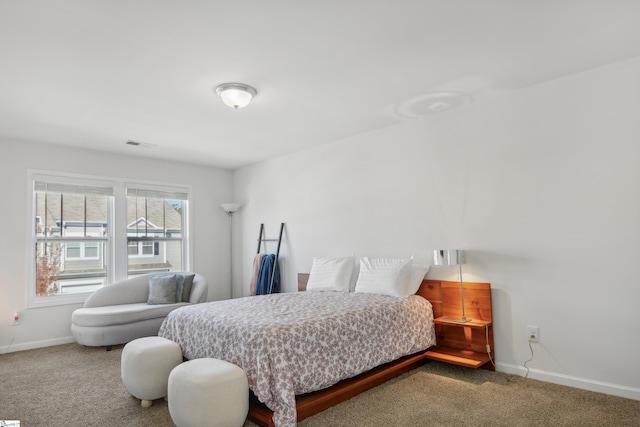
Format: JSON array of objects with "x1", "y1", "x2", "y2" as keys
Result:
[
  {"x1": 528, "y1": 325, "x2": 539, "y2": 342},
  {"x1": 11, "y1": 311, "x2": 20, "y2": 326}
]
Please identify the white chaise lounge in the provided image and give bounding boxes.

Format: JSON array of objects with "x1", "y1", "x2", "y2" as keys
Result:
[{"x1": 71, "y1": 272, "x2": 207, "y2": 349}]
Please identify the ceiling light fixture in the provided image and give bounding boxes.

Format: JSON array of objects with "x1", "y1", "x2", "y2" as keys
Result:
[{"x1": 215, "y1": 83, "x2": 257, "y2": 109}]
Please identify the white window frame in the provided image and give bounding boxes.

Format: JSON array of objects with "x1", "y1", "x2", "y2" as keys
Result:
[
  {"x1": 27, "y1": 170, "x2": 192, "y2": 308},
  {"x1": 58, "y1": 279, "x2": 105, "y2": 295},
  {"x1": 125, "y1": 184, "x2": 189, "y2": 275}
]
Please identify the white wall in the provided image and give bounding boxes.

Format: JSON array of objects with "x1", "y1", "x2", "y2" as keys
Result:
[
  {"x1": 0, "y1": 139, "x2": 233, "y2": 352},
  {"x1": 234, "y1": 56, "x2": 640, "y2": 399}
]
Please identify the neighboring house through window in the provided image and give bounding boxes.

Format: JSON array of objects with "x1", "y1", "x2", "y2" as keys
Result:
[{"x1": 29, "y1": 171, "x2": 191, "y2": 307}]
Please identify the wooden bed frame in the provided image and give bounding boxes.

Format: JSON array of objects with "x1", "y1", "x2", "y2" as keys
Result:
[{"x1": 246, "y1": 275, "x2": 493, "y2": 427}]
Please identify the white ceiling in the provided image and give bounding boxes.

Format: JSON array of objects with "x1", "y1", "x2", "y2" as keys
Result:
[{"x1": 1, "y1": 1, "x2": 640, "y2": 170}]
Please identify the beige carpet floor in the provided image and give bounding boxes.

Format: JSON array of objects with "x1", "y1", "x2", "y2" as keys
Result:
[{"x1": 1, "y1": 343, "x2": 638, "y2": 426}]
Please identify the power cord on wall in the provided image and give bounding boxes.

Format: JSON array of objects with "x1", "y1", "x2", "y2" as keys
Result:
[
  {"x1": 504, "y1": 337, "x2": 535, "y2": 386},
  {"x1": 485, "y1": 324, "x2": 496, "y2": 369},
  {"x1": 475, "y1": 324, "x2": 535, "y2": 378},
  {"x1": 523, "y1": 339, "x2": 534, "y2": 379}
]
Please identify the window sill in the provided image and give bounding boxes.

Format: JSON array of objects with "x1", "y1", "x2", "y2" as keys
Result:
[{"x1": 27, "y1": 293, "x2": 90, "y2": 309}]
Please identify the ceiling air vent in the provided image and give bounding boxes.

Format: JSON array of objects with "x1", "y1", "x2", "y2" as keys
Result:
[{"x1": 126, "y1": 140, "x2": 156, "y2": 148}]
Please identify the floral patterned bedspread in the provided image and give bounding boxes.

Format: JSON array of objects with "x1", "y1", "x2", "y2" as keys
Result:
[{"x1": 158, "y1": 291, "x2": 435, "y2": 427}]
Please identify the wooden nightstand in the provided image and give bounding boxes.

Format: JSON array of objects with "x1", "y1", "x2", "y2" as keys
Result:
[{"x1": 419, "y1": 280, "x2": 495, "y2": 370}]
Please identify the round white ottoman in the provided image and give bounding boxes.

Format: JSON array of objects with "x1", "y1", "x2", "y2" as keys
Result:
[
  {"x1": 168, "y1": 358, "x2": 249, "y2": 427},
  {"x1": 121, "y1": 336, "x2": 183, "y2": 408}
]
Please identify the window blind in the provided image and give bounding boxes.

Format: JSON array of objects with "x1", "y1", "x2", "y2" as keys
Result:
[
  {"x1": 34, "y1": 181, "x2": 114, "y2": 196},
  {"x1": 126, "y1": 187, "x2": 189, "y2": 200}
]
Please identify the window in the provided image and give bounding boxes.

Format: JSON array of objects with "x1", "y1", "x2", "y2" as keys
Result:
[
  {"x1": 127, "y1": 241, "x2": 139, "y2": 256},
  {"x1": 65, "y1": 242, "x2": 100, "y2": 260},
  {"x1": 33, "y1": 179, "x2": 112, "y2": 300},
  {"x1": 126, "y1": 187, "x2": 188, "y2": 275},
  {"x1": 29, "y1": 171, "x2": 191, "y2": 307},
  {"x1": 127, "y1": 241, "x2": 159, "y2": 257}
]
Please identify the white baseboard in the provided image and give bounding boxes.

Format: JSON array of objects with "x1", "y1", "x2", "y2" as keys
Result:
[
  {"x1": 497, "y1": 362, "x2": 640, "y2": 401},
  {"x1": 0, "y1": 336, "x2": 76, "y2": 354}
]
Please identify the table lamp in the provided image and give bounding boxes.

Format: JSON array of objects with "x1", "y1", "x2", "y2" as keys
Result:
[{"x1": 433, "y1": 249, "x2": 471, "y2": 323}]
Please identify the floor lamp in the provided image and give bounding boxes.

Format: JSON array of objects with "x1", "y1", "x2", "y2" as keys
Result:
[
  {"x1": 433, "y1": 249, "x2": 471, "y2": 323},
  {"x1": 221, "y1": 203, "x2": 241, "y2": 298}
]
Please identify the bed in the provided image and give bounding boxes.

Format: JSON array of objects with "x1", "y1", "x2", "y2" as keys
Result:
[{"x1": 159, "y1": 273, "x2": 436, "y2": 427}]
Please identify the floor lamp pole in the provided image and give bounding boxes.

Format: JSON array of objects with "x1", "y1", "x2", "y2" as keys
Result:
[
  {"x1": 228, "y1": 212, "x2": 233, "y2": 299},
  {"x1": 220, "y1": 203, "x2": 241, "y2": 299}
]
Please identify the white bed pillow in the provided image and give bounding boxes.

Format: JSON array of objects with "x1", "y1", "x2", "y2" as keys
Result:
[
  {"x1": 406, "y1": 264, "x2": 430, "y2": 296},
  {"x1": 354, "y1": 257, "x2": 413, "y2": 298},
  {"x1": 306, "y1": 256, "x2": 354, "y2": 292}
]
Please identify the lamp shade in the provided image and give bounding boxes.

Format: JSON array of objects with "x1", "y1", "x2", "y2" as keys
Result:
[
  {"x1": 220, "y1": 203, "x2": 241, "y2": 214},
  {"x1": 433, "y1": 249, "x2": 464, "y2": 266},
  {"x1": 215, "y1": 83, "x2": 257, "y2": 109}
]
